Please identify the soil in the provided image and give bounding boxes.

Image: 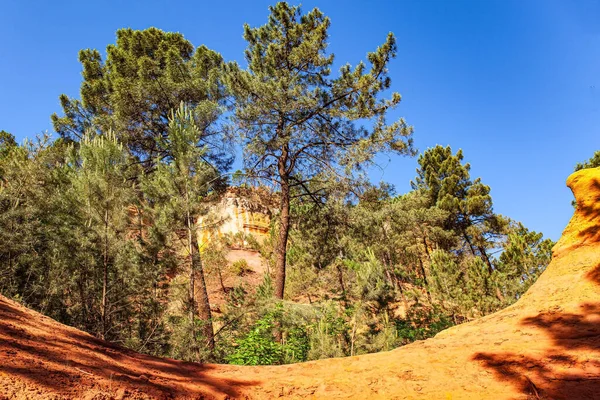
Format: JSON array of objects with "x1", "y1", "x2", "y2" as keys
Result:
[{"x1": 1, "y1": 168, "x2": 600, "y2": 399}]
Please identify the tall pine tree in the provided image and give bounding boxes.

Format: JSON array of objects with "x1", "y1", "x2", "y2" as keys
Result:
[
  {"x1": 68, "y1": 131, "x2": 136, "y2": 339},
  {"x1": 224, "y1": 2, "x2": 414, "y2": 299},
  {"x1": 143, "y1": 103, "x2": 222, "y2": 358}
]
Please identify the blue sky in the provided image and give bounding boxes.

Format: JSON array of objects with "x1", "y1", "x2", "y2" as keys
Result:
[{"x1": 1, "y1": 0, "x2": 599, "y2": 241}]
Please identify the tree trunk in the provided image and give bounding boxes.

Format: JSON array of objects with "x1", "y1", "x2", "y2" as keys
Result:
[
  {"x1": 79, "y1": 266, "x2": 88, "y2": 327},
  {"x1": 477, "y1": 244, "x2": 505, "y2": 303},
  {"x1": 193, "y1": 238, "x2": 215, "y2": 352},
  {"x1": 187, "y1": 212, "x2": 215, "y2": 354},
  {"x1": 337, "y1": 264, "x2": 346, "y2": 297},
  {"x1": 334, "y1": 233, "x2": 347, "y2": 302},
  {"x1": 464, "y1": 233, "x2": 477, "y2": 257},
  {"x1": 478, "y1": 244, "x2": 494, "y2": 274},
  {"x1": 420, "y1": 235, "x2": 433, "y2": 303},
  {"x1": 187, "y1": 212, "x2": 196, "y2": 324},
  {"x1": 274, "y1": 176, "x2": 291, "y2": 300},
  {"x1": 101, "y1": 208, "x2": 109, "y2": 340},
  {"x1": 217, "y1": 266, "x2": 227, "y2": 294},
  {"x1": 418, "y1": 257, "x2": 433, "y2": 304}
]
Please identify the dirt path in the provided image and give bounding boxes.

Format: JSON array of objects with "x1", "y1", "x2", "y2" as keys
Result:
[{"x1": 1, "y1": 168, "x2": 600, "y2": 399}]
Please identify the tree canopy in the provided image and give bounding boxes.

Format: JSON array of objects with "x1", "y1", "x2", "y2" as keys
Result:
[{"x1": 52, "y1": 28, "x2": 229, "y2": 168}]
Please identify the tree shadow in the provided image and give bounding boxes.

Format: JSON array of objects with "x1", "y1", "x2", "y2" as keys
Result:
[
  {"x1": 472, "y1": 264, "x2": 600, "y2": 399},
  {"x1": 0, "y1": 295, "x2": 258, "y2": 398}
]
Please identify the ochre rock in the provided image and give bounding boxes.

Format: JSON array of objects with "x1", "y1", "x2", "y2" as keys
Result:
[
  {"x1": 198, "y1": 188, "x2": 273, "y2": 248},
  {"x1": 1, "y1": 169, "x2": 600, "y2": 399}
]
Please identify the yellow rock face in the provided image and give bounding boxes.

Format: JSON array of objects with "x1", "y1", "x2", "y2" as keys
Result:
[{"x1": 197, "y1": 188, "x2": 272, "y2": 248}]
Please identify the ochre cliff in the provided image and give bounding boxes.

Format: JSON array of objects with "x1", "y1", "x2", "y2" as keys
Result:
[
  {"x1": 1, "y1": 168, "x2": 599, "y2": 399},
  {"x1": 198, "y1": 187, "x2": 273, "y2": 248}
]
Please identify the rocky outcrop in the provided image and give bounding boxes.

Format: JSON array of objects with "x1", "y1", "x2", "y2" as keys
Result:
[
  {"x1": 1, "y1": 168, "x2": 599, "y2": 399},
  {"x1": 198, "y1": 187, "x2": 274, "y2": 247}
]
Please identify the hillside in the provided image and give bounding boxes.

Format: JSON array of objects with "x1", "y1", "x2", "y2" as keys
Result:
[{"x1": 1, "y1": 167, "x2": 600, "y2": 399}]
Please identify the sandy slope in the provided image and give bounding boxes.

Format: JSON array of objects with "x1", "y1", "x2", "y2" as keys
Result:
[{"x1": 1, "y1": 168, "x2": 600, "y2": 399}]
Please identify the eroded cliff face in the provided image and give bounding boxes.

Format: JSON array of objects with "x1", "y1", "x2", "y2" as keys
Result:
[
  {"x1": 198, "y1": 188, "x2": 273, "y2": 248},
  {"x1": 1, "y1": 169, "x2": 599, "y2": 399}
]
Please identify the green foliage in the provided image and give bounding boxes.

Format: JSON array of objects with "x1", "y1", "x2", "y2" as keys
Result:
[
  {"x1": 429, "y1": 250, "x2": 493, "y2": 319},
  {"x1": 227, "y1": 308, "x2": 284, "y2": 365},
  {"x1": 52, "y1": 28, "x2": 229, "y2": 167},
  {"x1": 226, "y1": 304, "x2": 309, "y2": 365},
  {"x1": 142, "y1": 103, "x2": 227, "y2": 356},
  {"x1": 167, "y1": 314, "x2": 214, "y2": 362},
  {"x1": 223, "y1": 232, "x2": 260, "y2": 251},
  {"x1": 144, "y1": 103, "x2": 220, "y2": 222},
  {"x1": 0, "y1": 134, "x2": 69, "y2": 310},
  {"x1": 0, "y1": 130, "x2": 17, "y2": 160},
  {"x1": 0, "y1": 130, "x2": 553, "y2": 367},
  {"x1": 349, "y1": 249, "x2": 394, "y2": 306},
  {"x1": 283, "y1": 326, "x2": 310, "y2": 363},
  {"x1": 574, "y1": 150, "x2": 600, "y2": 171},
  {"x1": 231, "y1": 259, "x2": 252, "y2": 276},
  {"x1": 306, "y1": 303, "x2": 347, "y2": 360},
  {"x1": 256, "y1": 272, "x2": 274, "y2": 300},
  {"x1": 67, "y1": 130, "x2": 137, "y2": 338},
  {"x1": 0, "y1": 131, "x2": 170, "y2": 347},
  {"x1": 283, "y1": 145, "x2": 553, "y2": 358},
  {"x1": 202, "y1": 241, "x2": 229, "y2": 292},
  {"x1": 493, "y1": 222, "x2": 553, "y2": 301},
  {"x1": 412, "y1": 146, "x2": 505, "y2": 249},
  {"x1": 395, "y1": 305, "x2": 453, "y2": 343}
]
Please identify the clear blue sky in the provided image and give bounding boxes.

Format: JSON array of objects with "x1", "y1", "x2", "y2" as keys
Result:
[{"x1": 1, "y1": 0, "x2": 599, "y2": 241}]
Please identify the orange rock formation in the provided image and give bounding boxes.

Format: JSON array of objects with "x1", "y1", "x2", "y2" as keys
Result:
[
  {"x1": 1, "y1": 168, "x2": 599, "y2": 399},
  {"x1": 198, "y1": 188, "x2": 273, "y2": 248}
]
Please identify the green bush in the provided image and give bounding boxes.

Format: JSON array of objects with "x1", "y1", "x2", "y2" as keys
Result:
[
  {"x1": 226, "y1": 311, "x2": 283, "y2": 365},
  {"x1": 395, "y1": 305, "x2": 453, "y2": 344},
  {"x1": 226, "y1": 303, "x2": 310, "y2": 365},
  {"x1": 223, "y1": 232, "x2": 261, "y2": 251},
  {"x1": 231, "y1": 259, "x2": 252, "y2": 276},
  {"x1": 283, "y1": 326, "x2": 310, "y2": 363}
]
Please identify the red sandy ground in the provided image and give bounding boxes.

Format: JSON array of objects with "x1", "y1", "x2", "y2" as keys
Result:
[{"x1": 1, "y1": 168, "x2": 600, "y2": 399}]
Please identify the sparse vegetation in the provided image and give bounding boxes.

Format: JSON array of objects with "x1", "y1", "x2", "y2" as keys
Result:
[
  {"x1": 231, "y1": 259, "x2": 253, "y2": 276},
  {"x1": 575, "y1": 150, "x2": 600, "y2": 172}
]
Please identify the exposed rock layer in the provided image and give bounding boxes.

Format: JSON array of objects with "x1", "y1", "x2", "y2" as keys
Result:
[
  {"x1": 198, "y1": 188, "x2": 272, "y2": 247},
  {"x1": 1, "y1": 168, "x2": 600, "y2": 399}
]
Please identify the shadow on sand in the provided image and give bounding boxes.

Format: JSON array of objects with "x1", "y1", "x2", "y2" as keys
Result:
[
  {"x1": 473, "y1": 264, "x2": 600, "y2": 399},
  {"x1": 0, "y1": 296, "x2": 257, "y2": 398}
]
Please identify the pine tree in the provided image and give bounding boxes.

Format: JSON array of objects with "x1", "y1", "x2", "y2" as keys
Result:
[
  {"x1": 388, "y1": 191, "x2": 454, "y2": 302},
  {"x1": 224, "y1": 2, "x2": 414, "y2": 299},
  {"x1": 143, "y1": 103, "x2": 221, "y2": 358},
  {"x1": 412, "y1": 146, "x2": 506, "y2": 279},
  {"x1": 493, "y1": 222, "x2": 553, "y2": 302},
  {"x1": 68, "y1": 131, "x2": 136, "y2": 339},
  {"x1": 51, "y1": 28, "x2": 228, "y2": 166},
  {"x1": 0, "y1": 138, "x2": 40, "y2": 298},
  {"x1": 0, "y1": 135, "x2": 70, "y2": 311}
]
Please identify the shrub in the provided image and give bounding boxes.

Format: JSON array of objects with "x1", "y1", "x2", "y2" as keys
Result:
[
  {"x1": 395, "y1": 305, "x2": 453, "y2": 344},
  {"x1": 226, "y1": 311, "x2": 283, "y2": 365},
  {"x1": 231, "y1": 259, "x2": 252, "y2": 276}
]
